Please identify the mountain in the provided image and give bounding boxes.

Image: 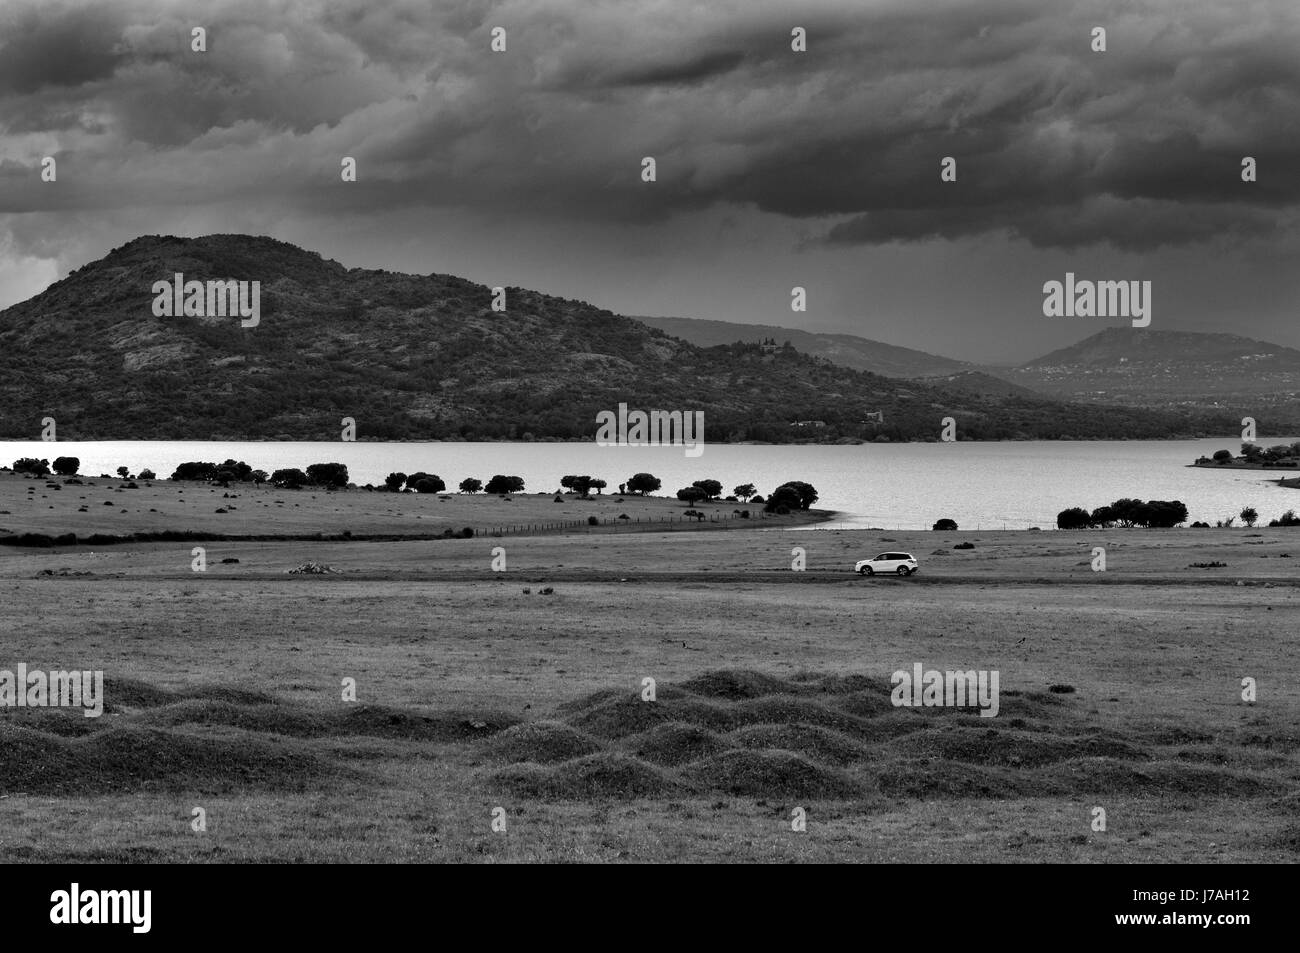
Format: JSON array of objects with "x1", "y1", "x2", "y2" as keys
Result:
[
  {"x1": 912, "y1": 370, "x2": 1041, "y2": 399},
  {"x1": 1010, "y1": 328, "x2": 1300, "y2": 429},
  {"x1": 635, "y1": 316, "x2": 971, "y2": 378},
  {"x1": 1023, "y1": 327, "x2": 1300, "y2": 369},
  {"x1": 0, "y1": 235, "x2": 1240, "y2": 442}
]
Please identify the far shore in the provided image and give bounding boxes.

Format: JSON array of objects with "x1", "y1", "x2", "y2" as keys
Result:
[{"x1": 0, "y1": 471, "x2": 828, "y2": 545}]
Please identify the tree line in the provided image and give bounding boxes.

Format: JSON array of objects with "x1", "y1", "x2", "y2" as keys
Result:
[
  {"x1": 1057, "y1": 499, "x2": 1190, "y2": 529},
  {"x1": 13, "y1": 457, "x2": 821, "y2": 512}
]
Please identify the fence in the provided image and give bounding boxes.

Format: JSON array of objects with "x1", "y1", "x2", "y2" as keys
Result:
[{"x1": 472, "y1": 509, "x2": 773, "y2": 538}]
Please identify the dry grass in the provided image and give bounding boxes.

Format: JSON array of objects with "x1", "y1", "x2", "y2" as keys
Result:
[{"x1": 0, "y1": 483, "x2": 1296, "y2": 862}]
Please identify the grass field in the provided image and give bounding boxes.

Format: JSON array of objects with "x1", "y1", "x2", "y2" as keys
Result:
[{"x1": 1, "y1": 472, "x2": 1297, "y2": 862}]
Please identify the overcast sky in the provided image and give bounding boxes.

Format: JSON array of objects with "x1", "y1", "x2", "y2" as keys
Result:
[{"x1": 1, "y1": 0, "x2": 1298, "y2": 363}]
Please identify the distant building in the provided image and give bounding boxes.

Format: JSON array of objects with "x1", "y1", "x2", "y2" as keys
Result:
[
  {"x1": 863, "y1": 411, "x2": 884, "y2": 424},
  {"x1": 790, "y1": 420, "x2": 826, "y2": 428},
  {"x1": 760, "y1": 337, "x2": 779, "y2": 353}
]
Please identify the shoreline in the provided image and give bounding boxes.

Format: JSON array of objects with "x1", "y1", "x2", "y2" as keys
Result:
[{"x1": 1, "y1": 433, "x2": 1274, "y2": 446}]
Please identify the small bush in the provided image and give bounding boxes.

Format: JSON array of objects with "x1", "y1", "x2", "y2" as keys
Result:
[{"x1": 13, "y1": 458, "x2": 50, "y2": 476}]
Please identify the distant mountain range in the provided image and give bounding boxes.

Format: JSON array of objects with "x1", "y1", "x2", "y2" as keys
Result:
[
  {"x1": 641, "y1": 315, "x2": 1300, "y2": 430},
  {"x1": 0, "y1": 235, "x2": 1243, "y2": 442},
  {"x1": 1006, "y1": 328, "x2": 1300, "y2": 429},
  {"x1": 636, "y1": 316, "x2": 971, "y2": 379}
]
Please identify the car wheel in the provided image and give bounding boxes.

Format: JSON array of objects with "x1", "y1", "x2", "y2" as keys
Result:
[
  {"x1": 896, "y1": 566, "x2": 910, "y2": 576},
  {"x1": 859, "y1": 566, "x2": 873, "y2": 576}
]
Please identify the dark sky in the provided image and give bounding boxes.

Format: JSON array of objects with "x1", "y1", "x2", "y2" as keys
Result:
[{"x1": 1, "y1": 0, "x2": 1297, "y2": 363}]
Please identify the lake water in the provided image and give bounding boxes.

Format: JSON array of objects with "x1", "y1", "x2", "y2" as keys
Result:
[{"x1": 3, "y1": 438, "x2": 1297, "y2": 530}]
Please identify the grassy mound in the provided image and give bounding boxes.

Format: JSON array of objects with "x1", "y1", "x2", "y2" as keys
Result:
[
  {"x1": 629, "y1": 722, "x2": 731, "y2": 767},
  {"x1": 684, "y1": 749, "x2": 862, "y2": 799},
  {"x1": 789, "y1": 672, "x2": 886, "y2": 695},
  {"x1": 181, "y1": 685, "x2": 280, "y2": 706},
  {"x1": 136, "y1": 699, "x2": 330, "y2": 737},
  {"x1": 834, "y1": 689, "x2": 900, "y2": 717},
  {"x1": 487, "y1": 721, "x2": 603, "y2": 764},
  {"x1": 0, "y1": 724, "x2": 336, "y2": 794},
  {"x1": 730, "y1": 696, "x2": 873, "y2": 738},
  {"x1": 679, "y1": 669, "x2": 802, "y2": 700},
  {"x1": 335, "y1": 705, "x2": 518, "y2": 741},
  {"x1": 878, "y1": 759, "x2": 1054, "y2": 799},
  {"x1": 102, "y1": 677, "x2": 181, "y2": 711},
  {"x1": 491, "y1": 753, "x2": 682, "y2": 799},
  {"x1": 563, "y1": 692, "x2": 734, "y2": 740},
  {"x1": 0, "y1": 708, "x2": 104, "y2": 737},
  {"x1": 726, "y1": 723, "x2": 868, "y2": 767},
  {"x1": 1037, "y1": 758, "x2": 1284, "y2": 796},
  {"x1": 885, "y1": 725, "x2": 1150, "y2": 767}
]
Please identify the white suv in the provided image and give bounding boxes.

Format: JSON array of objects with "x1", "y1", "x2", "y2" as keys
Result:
[{"x1": 855, "y1": 552, "x2": 918, "y2": 576}]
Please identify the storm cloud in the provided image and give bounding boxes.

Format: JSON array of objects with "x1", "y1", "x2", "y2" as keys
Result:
[{"x1": 1, "y1": 0, "x2": 1298, "y2": 361}]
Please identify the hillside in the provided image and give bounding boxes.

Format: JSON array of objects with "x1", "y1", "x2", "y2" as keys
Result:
[
  {"x1": 636, "y1": 315, "x2": 972, "y2": 378},
  {"x1": 911, "y1": 370, "x2": 1041, "y2": 399},
  {"x1": 0, "y1": 235, "x2": 1240, "y2": 442},
  {"x1": 1011, "y1": 328, "x2": 1300, "y2": 429},
  {"x1": 1023, "y1": 327, "x2": 1300, "y2": 368}
]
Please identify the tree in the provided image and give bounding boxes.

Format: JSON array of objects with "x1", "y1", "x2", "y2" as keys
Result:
[
  {"x1": 459, "y1": 477, "x2": 483, "y2": 494},
  {"x1": 734, "y1": 483, "x2": 756, "y2": 502},
  {"x1": 139, "y1": 469, "x2": 157, "y2": 481},
  {"x1": 213, "y1": 459, "x2": 253, "y2": 482},
  {"x1": 12, "y1": 458, "x2": 50, "y2": 476},
  {"x1": 562, "y1": 475, "x2": 594, "y2": 496},
  {"x1": 170, "y1": 461, "x2": 217, "y2": 481},
  {"x1": 270, "y1": 468, "x2": 307, "y2": 488},
  {"x1": 385, "y1": 472, "x2": 407, "y2": 492},
  {"x1": 767, "y1": 481, "x2": 818, "y2": 510},
  {"x1": 933, "y1": 518, "x2": 958, "y2": 531},
  {"x1": 1273, "y1": 509, "x2": 1300, "y2": 527},
  {"x1": 691, "y1": 479, "x2": 722, "y2": 500},
  {"x1": 250, "y1": 470, "x2": 267, "y2": 485},
  {"x1": 676, "y1": 486, "x2": 708, "y2": 503},
  {"x1": 52, "y1": 456, "x2": 80, "y2": 476},
  {"x1": 307, "y1": 462, "x2": 350, "y2": 487},
  {"x1": 589, "y1": 479, "x2": 606, "y2": 495},
  {"x1": 1143, "y1": 500, "x2": 1188, "y2": 528},
  {"x1": 485, "y1": 474, "x2": 525, "y2": 494},
  {"x1": 410, "y1": 474, "x2": 446, "y2": 493},
  {"x1": 627, "y1": 472, "x2": 661, "y2": 496},
  {"x1": 1212, "y1": 449, "x2": 1232, "y2": 463},
  {"x1": 1090, "y1": 505, "x2": 1116, "y2": 528},
  {"x1": 764, "y1": 484, "x2": 802, "y2": 512},
  {"x1": 1110, "y1": 498, "x2": 1145, "y2": 527},
  {"x1": 1056, "y1": 507, "x2": 1092, "y2": 530},
  {"x1": 117, "y1": 466, "x2": 130, "y2": 480},
  {"x1": 1240, "y1": 506, "x2": 1259, "y2": 528}
]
